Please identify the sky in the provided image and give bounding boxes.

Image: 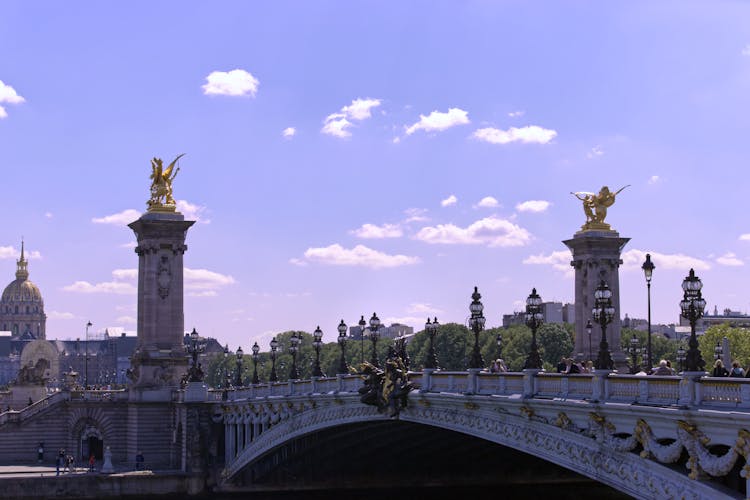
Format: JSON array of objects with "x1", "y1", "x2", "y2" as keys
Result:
[{"x1": 1, "y1": 1, "x2": 750, "y2": 351}]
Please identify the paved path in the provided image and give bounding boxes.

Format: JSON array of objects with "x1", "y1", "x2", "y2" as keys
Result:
[{"x1": 0, "y1": 464, "x2": 90, "y2": 477}]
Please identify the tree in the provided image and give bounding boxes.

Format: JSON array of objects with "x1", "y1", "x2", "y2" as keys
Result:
[
  {"x1": 698, "y1": 324, "x2": 750, "y2": 368},
  {"x1": 538, "y1": 323, "x2": 574, "y2": 367}
]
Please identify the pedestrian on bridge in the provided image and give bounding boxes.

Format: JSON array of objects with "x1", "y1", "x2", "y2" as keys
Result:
[
  {"x1": 712, "y1": 359, "x2": 729, "y2": 377},
  {"x1": 730, "y1": 362, "x2": 745, "y2": 377}
]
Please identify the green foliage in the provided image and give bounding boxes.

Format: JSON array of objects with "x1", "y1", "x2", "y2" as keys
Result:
[
  {"x1": 538, "y1": 323, "x2": 574, "y2": 367},
  {"x1": 619, "y1": 328, "x2": 679, "y2": 370},
  {"x1": 698, "y1": 324, "x2": 750, "y2": 367}
]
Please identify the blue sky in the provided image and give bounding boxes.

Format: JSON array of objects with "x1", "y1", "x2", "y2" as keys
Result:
[{"x1": 1, "y1": 1, "x2": 750, "y2": 349}]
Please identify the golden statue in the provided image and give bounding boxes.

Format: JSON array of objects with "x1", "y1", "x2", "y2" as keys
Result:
[
  {"x1": 571, "y1": 185, "x2": 629, "y2": 231},
  {"x1": 147, "y1": 154, "x2": 184, "y2": 212}
]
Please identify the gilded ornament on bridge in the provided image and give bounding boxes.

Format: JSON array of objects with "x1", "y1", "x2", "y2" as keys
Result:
[
  {"x1": 356, "y1": 338, "x2": 413, "y2": 417},
  {"x1": 571, "y1": 185, "x2": 629, "y2": 232},
  {"x1": 147, "y1": 154, "x2": 184, "y2": 212}
]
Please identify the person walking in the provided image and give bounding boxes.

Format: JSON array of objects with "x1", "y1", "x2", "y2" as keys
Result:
[
  {"x1": 56, "y1": 449, "x2": 64, "y2": 476},
  {"x1": 730, "y1": 362, "x2": 745, "y2": 377},
  {"x1": 135, "y1": 451, "x2": 144, "y2": 471},
  {"x1": 88, "y1": 454, "x2": 95, "y2": 473}
]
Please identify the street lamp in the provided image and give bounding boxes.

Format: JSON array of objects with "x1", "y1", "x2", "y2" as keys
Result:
[
  {"x1": 312, "y1": 326, "x2": 324, "y2": 377},
  {"x1": 186, "y1": 328, "x2": 205, "y2": 382},
  {"x1": 642, "y1": 253, "x2": 655, "y2": 371},
  {"x1": 585, "y1": 319, "x2": 593, "y2": 362},
  {"x1": 234, "y1": 346, "x2": 244, "y2": 387},
  {"x1": 523, "y1": 288, "x2": 544, "y2": 370},
  {"x1": 369, "y1": 313, "x2": 381, "y2": 367},
  {"x1": 676, "y1": 344, "x2": 686, "y2": 372},
  {"x1": 468, "y1": 286, "x2": 486, "y2": 369},
  {"x1": 337, "y1": 320, "x2": 349, "y2": 374},
  {"x1": 289, "y1": 333, "x2": 301, "y2": 380},
  {"x1": 269, "y1": 337, "x2": 279, "y2": 382},
  {"x1": 592, "y1": 280, "x2": 615, "y2": 370},
  {"x1": 358, "y1": 315, "x2": 366, "y2": 364},
  {"x1": 496, "y1": 333, "x2": 503, "y2": 362},
  {"x1": 629, "y1": 333, "x2": 641, "y2": 374},
  {"x1": 424, "y1": 317, "x2": 439, "y2": 369},
  {"x1": 714, "y1": 341, "x2": 723, "y2": 361},
  {"x1": 680, "y1": 268, "x2": 707, "y2": 372},
  {"x1": 84, "y1": 321, "x2": 92, "y2": 389},
  {"x1": 251, "y1": 342, "x2": 260, "y2": 385}
]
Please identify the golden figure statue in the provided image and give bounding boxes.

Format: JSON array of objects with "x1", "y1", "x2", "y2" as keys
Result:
[
  {"x1": 571, "y1": 185, "x2": 629, "y2": 231},
  {"x1": 147, "y1": 154, "x2": 184, "y2": 212}
]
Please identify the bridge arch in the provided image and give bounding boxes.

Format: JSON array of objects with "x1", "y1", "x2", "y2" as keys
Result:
[{"x1": 222, "y1": 394, "x2": 727, "y2": 499}]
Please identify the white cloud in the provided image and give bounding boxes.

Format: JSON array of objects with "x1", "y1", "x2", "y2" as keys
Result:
[
  {"x1": 63, "y1": 267, "x2": 233, "y2": 295},
  {"x1": 0, "y1": 80, "x2": 25, "y2": 119},
  {"x1": 176, "y1": 199, "x2": 210, "y2": 223},
  {"x1": 301, "y1": 244, "x2": 420, "y2": 269},
  {"x1": 289, "y1": 258, "x2": 309, "y2": 267},
  {"x1": 44, "y1": 212, "x2": 53, "y2": 219},
  {"x1": 620, "y1": 249, "x2": 711, "y2": 271},
  {"x1": 405, "y1": 108, "x2": 469, "y2": 135},
  {"x1": 403, "y1": 208, "x2": 429, "y2": 223},
  {"x1": 476, "y1": 196, "x2": 499, "y2": 208},
  {"x1": 382, "y1": 316, "x2": 424, "y2": 328},
  {"x1": 508, "y1": 110, "x2": 525, "y2": 118},
  {"x1": 350, "y1": 223, "x2": 403, "y2": 239},
  {"x1": 202, "y1": 69, "x2": 259, "y2": 97},
  {"x1": 740, "y1": 234, "x2": 750, "y2": 241},
  {"x1": 586, "y1": 145, "x2": 604, "y2": 159},
  {"x1": 188, "y1": 291, "x2": 218, "y2": 297},
  {"x1": 473, "y1": 125, "x2": 557, "y2": 145},
  {"x1": 321, "y1": 98, "x2": 381, "y2": 138},
  {"x1": 415, "y1": 216, "x2": 532, "y2": 247},
  {"x1": 648, "y1": 175, "x2": 660, "y2": 185},
  {"x1": 742, "y1": 44, "x2": 750, "y2": 56},
  {"x1": 63, "y1": 281, "x2": 137, "y2": 294},
  {"x1": 92, "y1": 209, "x2": 141, "y2": 225},
  {"x1": 441, "y1": 195, "x2": 457, "y2": 207},
  {"x1": 119, "y1": 242, "x2": 137, "y2": 249},
  {"x1": 115, "y1": 315, "x2": 137, "y2": 324},
  {"x1": 184, "y1": 268, "x2": 236, "y2": 290},
  {"x1": 407, "y1": 303, "x2": 443, "y2": 315},
  {"x1": 516, "y1": 200, "x2": 551, "y2": 213},
  {"x1": 716, "y1": 252, "x2": 744, "y2": 267},
  {"x1": 111, "y1": 268, "x2": 137, "y2": 281},
  {"x1": 523, "y1": 250, "x2": 573, "y2": 273},
  {"x1": 282, "y1": 127, "x2": 296, "y2": 138},
  {"x1": 48, "y1": 311, "x2": 75, "y2": 320},
  {"x1": 0, "y1": 245, "x2": 41, "y2": 260},
  {"x1": 392, "y1": 137, "x2": 401, "y2": 144}
]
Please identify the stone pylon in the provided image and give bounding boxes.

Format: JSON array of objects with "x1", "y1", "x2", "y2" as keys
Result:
[
  {"x1": 127, "y1": 211, "x2": 195, "y2": 400},
  {"x1": 563, "y1": 230, "x2": 629, "y2": 370}
]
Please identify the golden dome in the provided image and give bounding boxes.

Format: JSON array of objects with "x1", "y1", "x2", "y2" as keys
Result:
[{"x1": 1, "y1": 278, "x2": 43, "y2": 304}]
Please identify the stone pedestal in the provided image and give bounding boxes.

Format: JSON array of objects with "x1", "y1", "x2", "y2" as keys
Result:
[
  {"x1": 128, "y1": 211, "x2": 195, "y2": 401},
  {"x1": 563, "y1": 230, "x2": 629, "y2": 371},
  {"x1": 101, "y1": 446, "x2": 114, "y2": 473},
  {"x1": 184, "y1": 382, "x2": 208, "y2": 402}
]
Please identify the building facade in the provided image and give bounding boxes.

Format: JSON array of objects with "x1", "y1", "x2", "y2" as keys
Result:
[{"x1": 0, "y1": 242, "x2": 46, "y2": 340}]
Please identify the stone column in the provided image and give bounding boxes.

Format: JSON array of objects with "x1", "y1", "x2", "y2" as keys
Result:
[
  {"x1": 563, "y1": 230, "x2": 629, "y2": 371},
  {"x1": 128, "y1": 211, "x2": 195, "y2": 400}
]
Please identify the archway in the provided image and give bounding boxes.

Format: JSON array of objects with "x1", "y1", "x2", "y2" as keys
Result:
[{"x1": 79, "y1": 425, "x2": 104, "y2": 461}]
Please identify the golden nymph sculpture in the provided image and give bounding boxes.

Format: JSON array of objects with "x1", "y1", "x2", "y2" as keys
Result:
[
  {"x1": 147, "y1": 154, "x2": 184, "y2": 212},
  {"x1": 570, "y1": 185, "x2": 629, "y2": 231}
]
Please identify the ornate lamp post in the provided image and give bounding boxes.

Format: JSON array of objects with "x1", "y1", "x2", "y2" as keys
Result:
[
  {"x1": 424, "y1": 317, "x2": 439, "y2": 369},
  {"x1": 312, "y1": 326, "x2": 324, "y2": 377},
  {"x1": 358, "y1": 315, "x2": 366, "y2": 363},
  {"x1": 680, "y1": 268, "x2": 707, "y2": 372},
  {"x1": 289, "y1": 333, "x2": 301, "y2": 380},
  {"x1": 714, "y1": 341, "x2": 723, "y2": 361},
  {"x1": 642, "y1": 254, "x2": 655, "y2": 370},
  {"x1": 234, "y1": 346, "x2": 244, "y2": 387},
  {"x1": 251, "y1": 342, "x2": 260, "y2": 385},
  {"x1": 468, "y1": 286, "x2": 486, "y2": 369},
  {"x1": 222, "y1": 344, "x2": 230, "y2": 389},
  {"x1": 496, "y1": 333, "x2": 503, "y2": 362},
  {"x1": 523, "y1": 288, "x2": 544, "y2": 370},
  {"x1": 369, "y1": 313, "x2": 381, "y2": 367},
  {"x1": 337, "y1": 320, "x2": 349, "y2": 374},
  {"x1": 676, "y1": 345, "x2": 686, "y2": 372},
  {"x1": 629, "y1": 333, "x2": 641, "y2": 374},
  {"x1": 186, "y1": 328, "x2": 205, "y2": 382},
  {"x1": 269, "y1": 337, "x2": 279, "y2": 382},
  {"x1": 592, "y1": 280, "x2": 615, "y2": 370},
  {"x1": 585, "y1": 319, "x2": 593, "y2": 362}
]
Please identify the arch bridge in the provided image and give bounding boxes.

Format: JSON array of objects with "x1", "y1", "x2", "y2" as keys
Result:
[{"x1": 217, "y1": 369, "x2": 750, "y2": 499}]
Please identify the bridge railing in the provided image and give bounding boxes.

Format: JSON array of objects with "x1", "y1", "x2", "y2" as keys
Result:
[{"x1": 215, "y1": 369, "x2": 750, "y2": 410}]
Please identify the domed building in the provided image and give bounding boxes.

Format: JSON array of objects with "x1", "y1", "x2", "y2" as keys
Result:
[{"x1": 0, "y1": 242, "x2": 46, "y2": 340}]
